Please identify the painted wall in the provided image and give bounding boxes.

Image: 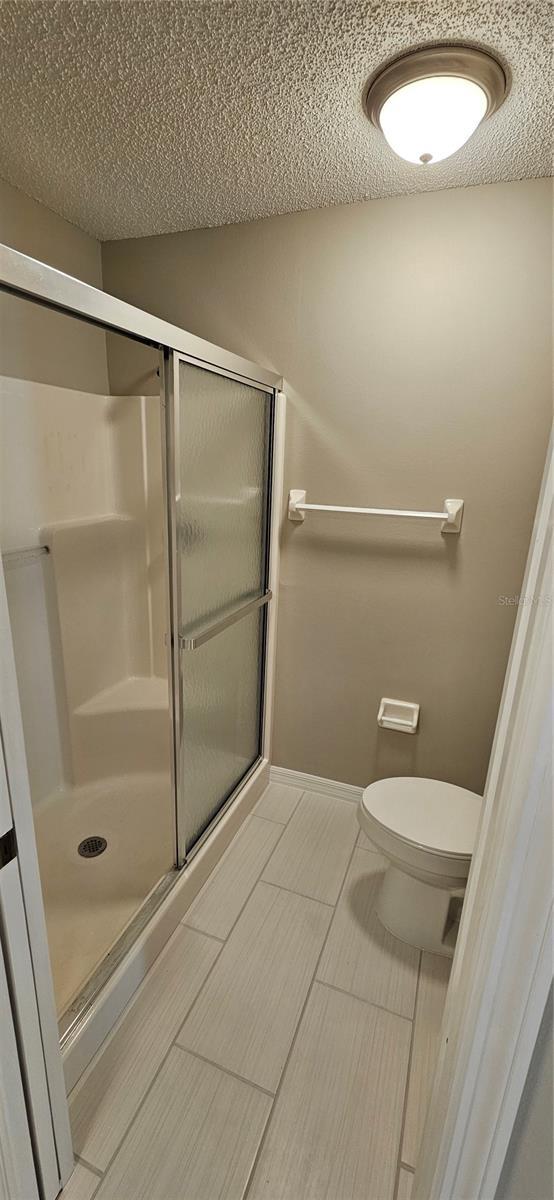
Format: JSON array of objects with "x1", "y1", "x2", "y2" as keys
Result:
[
  {"x1": 103, "y1": 179, "x2": 552, "y2": 792},
  {"x1": 0, "y1": 175, "x2": 108, "y2": 392}
]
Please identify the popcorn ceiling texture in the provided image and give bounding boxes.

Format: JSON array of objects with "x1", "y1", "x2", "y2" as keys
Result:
[{"x1": 0, "y1": 0, "x2": 551, "y2": 241}]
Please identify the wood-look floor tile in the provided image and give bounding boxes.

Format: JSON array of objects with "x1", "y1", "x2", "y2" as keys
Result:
[
  {"x1": 177, "y1": 881, "x2": 332, "y2": 1092},
  {"x1": 95, "y1": 1047, "x2": 271, "y2": 1200},
  {"x1": 317, "y1": 848, "x2": 420, "y2": 1019},
  {"x1": 61, "y1": 1163, "x2": 100, "y2": 1200},
  {"x1": 184, "y1": 815, "x2": 283, "y2": 940},
  {"x1": 248, "y1": 982, "x2": 411, "y2": 1200},
  {"x1": 70, "y1": 925, "x2": 219, "y2": 1171},
  {"x1": 254, "y1": 782, "x2": 303, "y2": 824},
  {"x1": 402, "y1": 951, "x2": 451, "y2": 1168},
  {"x1": 261, "y1": 791, "x2": 358, "y2": 905},
  {"x1": 397, "y1": 1167, "x2": 414, "y2": 1199}
]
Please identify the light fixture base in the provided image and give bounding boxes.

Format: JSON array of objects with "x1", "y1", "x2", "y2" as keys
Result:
[{"x1": 365, "y1": 44, "x2": 507, "y2": 131}]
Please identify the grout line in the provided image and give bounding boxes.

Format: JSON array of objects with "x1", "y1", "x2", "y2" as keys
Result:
[
  {"x1": 251, "y1": 812, "x2": 294, "y2": 827},
  {"x1": 261, "y1": 878, "x2": 335, "y2": 908},
  {"x1": 170, "y1": 800, "x2": 297, "y2": 1034},
  {"x1": 302, "y1": 789, "x2": 360, "y2": 809},
  {"x1": 182, "y1": 787, "x2": 306, "y2": 936},
  {"x1": 181, "y1": 922, "x2": 225, "y2": 943},
  {"x1": 89, "y1": 1176, "x2": 104, "y2": 1200},
  {"x1": 250, "y1": 813, "x2": 288, "y2": 826},
  {"x1": 97, "y1": 1037, "x2": 181, "y2": 1181},
  {"x1": 242, "y1": 830, "x2": 360, "y2": 1200},
  {"x1": 314, "y1": 978, "x2": 414, "y2": 1024},
  {"x1": 393, "y1": 949, "x2": 422, "y2": 1198},
  {"x1": 86, "y1": 930, "x2": 230, "y2": 1183},
  {"x1": 179, "y1": 807, "x2": 285, "y2": 928},
  {"x1": 73, "y1": 1154, "x2": 104, "y2": 1178},
  {"x1": 253, "y1": 788, "x2": 305, "y2": 824},
  {"x1": 171, "y1": 1042, "x2": 276, "y2": 1098}
]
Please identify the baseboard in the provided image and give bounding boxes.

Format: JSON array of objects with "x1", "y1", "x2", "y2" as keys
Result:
[
  {"x1": 269, "y1": 765, "x2": 363, "y2": 805},
  {"x1": 63, "y1": 758, "x2": 269, "y2": 1093}
]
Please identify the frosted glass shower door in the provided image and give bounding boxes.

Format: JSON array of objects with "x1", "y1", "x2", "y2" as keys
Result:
[{"x1": 173, "y1": 358, "x2": 274, "y2": 859}]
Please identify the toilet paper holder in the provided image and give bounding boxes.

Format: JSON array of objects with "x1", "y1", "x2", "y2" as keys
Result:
[{"x1": 378, "y1": 698, "x2": 420, "y2": 734}]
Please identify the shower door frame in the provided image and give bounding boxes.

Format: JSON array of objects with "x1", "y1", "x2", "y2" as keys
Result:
[
  {"x1": 167, "y1": 351, "x2": 277, "y2": 867},
  {"x1": 0, "y1": 242, "x2": 283, "y2": 1195}
]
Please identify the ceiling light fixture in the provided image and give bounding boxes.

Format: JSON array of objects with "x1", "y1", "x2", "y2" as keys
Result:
[{"x1": 365, "y1": 45, "x2": 507, "y2": 166}]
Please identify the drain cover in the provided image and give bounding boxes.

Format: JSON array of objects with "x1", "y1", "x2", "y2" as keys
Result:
[{"x1": 78, "y1": 836, "x2": 107, "y2": 859}]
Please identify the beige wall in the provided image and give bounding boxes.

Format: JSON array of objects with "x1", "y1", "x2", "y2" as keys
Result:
[
  {"x1": 0, "y1": 176, "x2": 108, "y2": 391},
  {"x1": 103, "y1": 179, "x2": 552, "y2": 791}
]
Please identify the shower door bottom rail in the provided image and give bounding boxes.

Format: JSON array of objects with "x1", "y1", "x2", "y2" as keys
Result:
[{"x1": 182, "y1": 754, "x2": 266, "y2": 867}]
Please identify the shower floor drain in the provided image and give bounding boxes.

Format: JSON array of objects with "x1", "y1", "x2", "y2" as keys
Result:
[{"x1": 78, "y1": 836, "x2": 107, "y2": 859}]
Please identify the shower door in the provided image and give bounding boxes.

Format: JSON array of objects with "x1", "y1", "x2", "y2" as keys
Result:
[{"x1": 170, "y1": 355, "x2": 274, "y2": 863}]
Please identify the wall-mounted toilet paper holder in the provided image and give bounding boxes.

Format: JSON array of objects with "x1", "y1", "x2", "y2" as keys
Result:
[{"x1": 378, "y1": 698, "x2": 420, "y2": 734}]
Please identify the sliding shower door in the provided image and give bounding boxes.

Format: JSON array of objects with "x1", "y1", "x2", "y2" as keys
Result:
[{"x1": 171, "y1": 356, "x2": 274, "y2": 862}]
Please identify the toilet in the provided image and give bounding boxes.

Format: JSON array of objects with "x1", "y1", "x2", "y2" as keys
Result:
[{"x1": 358, "y1": 777, "x2": 482, "y2": 957}]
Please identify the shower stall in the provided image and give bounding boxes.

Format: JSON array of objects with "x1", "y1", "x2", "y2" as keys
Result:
[{"x1": 0, "y1": 242, "x2": 283, "y2": 1193}]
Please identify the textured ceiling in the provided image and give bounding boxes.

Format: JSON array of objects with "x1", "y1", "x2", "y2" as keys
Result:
[{"x1": 0, "y1": 1, "x2": 551, "y2": 241}]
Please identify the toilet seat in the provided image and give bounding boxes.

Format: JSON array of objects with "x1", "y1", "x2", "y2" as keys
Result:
[
  {"x1": 359, "y1": 776, "x2": 482, "y2": 887},
  {"x1": 362, "y1": 776, "x2": 482, "y2": 857}
]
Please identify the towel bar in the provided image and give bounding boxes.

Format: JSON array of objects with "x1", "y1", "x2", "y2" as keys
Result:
[{"x1": 288, "y1": 491, "x2": 464, "y2": 534}]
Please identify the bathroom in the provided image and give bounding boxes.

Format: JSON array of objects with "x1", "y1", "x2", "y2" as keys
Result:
[{"x1": 0, "y1": 4, "x2": 552, "y2": 1200}]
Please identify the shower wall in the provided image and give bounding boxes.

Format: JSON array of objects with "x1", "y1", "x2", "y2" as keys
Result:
[
  {"x1": 0, "y1": 178, "x2": 168, "y2": 802},
  {"x1": 0, "y1": 377, "x2": 167, "y2": 802},
  {"x1": 0, "y1": 177, "x2": 113, "y2": 802},
  {"x1": 0, "y1": 337, "x2": 172, "y2": 1013},
  {"x1": 103, "y1": 177, "x2": 553, "y2": 794}
]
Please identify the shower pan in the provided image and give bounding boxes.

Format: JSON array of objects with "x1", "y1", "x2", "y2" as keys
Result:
[{"x1": 0, "y1": 243, "x2": 283, "y2": 1155}]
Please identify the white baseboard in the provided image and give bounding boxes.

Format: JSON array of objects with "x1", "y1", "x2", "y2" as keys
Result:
[{"x1": 269, "y1": 765, "x2": 363, "y2": 805}]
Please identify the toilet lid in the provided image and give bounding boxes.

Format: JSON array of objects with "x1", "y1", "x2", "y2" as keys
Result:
[{"x1": 362, "y1": 777, "x2": 482, "y2": 857}]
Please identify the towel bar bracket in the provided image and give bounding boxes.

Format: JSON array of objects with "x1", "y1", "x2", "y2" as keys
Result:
[{"x1": 287, "y1": 490, "x2": 464, "y2": 534}]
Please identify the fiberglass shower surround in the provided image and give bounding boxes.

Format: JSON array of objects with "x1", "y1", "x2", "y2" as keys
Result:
[{"x1": 0, "y1": 242, "x2": 282, "y2": 1038}]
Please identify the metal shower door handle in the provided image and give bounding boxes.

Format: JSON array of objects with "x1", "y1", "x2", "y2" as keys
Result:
[{"x1": 178, "y1": 590, "x2": 272, "y2": 650}]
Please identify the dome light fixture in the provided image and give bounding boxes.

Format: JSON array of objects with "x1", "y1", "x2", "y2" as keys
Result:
[{"x1": 365, "y1": 45, "x2": 507, "y2": 166}]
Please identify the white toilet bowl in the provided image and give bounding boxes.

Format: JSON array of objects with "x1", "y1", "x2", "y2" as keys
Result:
[{"x1": 358, "y1": 777, "x2": 482, "y2": 957}]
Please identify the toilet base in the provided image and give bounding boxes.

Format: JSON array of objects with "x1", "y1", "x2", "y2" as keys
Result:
[{"x1": 377, "y1": 865, "x2": 462, "y2": 958}]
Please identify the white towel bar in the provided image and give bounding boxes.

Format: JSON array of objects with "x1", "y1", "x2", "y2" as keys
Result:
[{"x1": 288, "y1": 490, "x2": 464, "y2": 534}]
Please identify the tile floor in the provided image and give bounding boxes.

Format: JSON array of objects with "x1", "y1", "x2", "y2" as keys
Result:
[{"x1": 63, "y1": 782, "x2": 451, "y2": 1200}]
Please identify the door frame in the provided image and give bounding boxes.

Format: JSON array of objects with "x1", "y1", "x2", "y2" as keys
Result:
[
  {"x1": 415, "y1": 438, "x2": 552, "y2": 1199},
  {"x1": 0, "y1": 910, "x2": 39, "y2": 1200},
  {"x1": 0, "y1": 563, "x2": 74, "y2": 1195}
]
